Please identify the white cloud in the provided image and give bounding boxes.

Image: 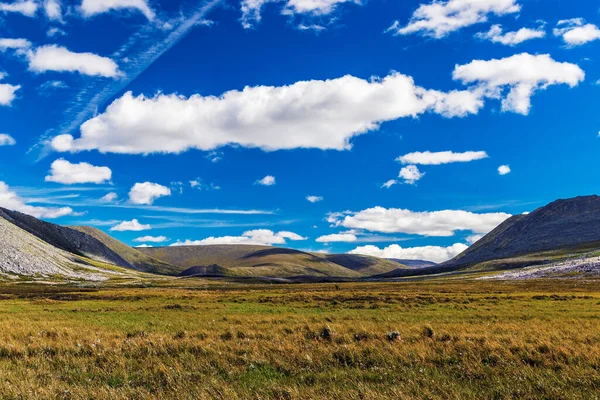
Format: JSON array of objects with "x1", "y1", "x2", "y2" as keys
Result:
[
  {"x1": 388, "y1": 0, "x2": 520, "y2": 38},
  {"x1": 44, "y1": 0, "x2": 62, "y2": 21},
  {"x1": 466, "y1": 234, "x2": 484, "y2": 244},
  {"x1": 381, "y1": 179, "x2": 397, "y2": 189},
  {"x1": 45, "y1": 159, "x2": 112, "y2": 184},
  {"x1": 256, "y1": 175, "x2": 276, "y2": 186},
  {"x1": 453, "y1": 53, "x2": 585, "y2": 115},
  {"x1": 329, "y1": 207, "x2": 511, "y2": 237},
  {"x1": 189, "y1": 178, "x2": 220, "y2": 191},
  {"x1": 298, "y1": 23, "x2": 326, "y2": 32},
  {"x1": 133, "y1": 235, "x2": 168, "y2": 243},
  {"x1": 80, "y1": 0, "x2": 155, "y2": 20},
  {"x1": 498, "y1": 165, "x2": 511, "y2": 175},
  {"x1": 554, "y1": 19, "x2": 600, "y2": 46},
  {"x1": 307, "y1": 195, "x2": 323, "y2": 203},
  {"x1": 128, "y1": 182, "x2": 171, "y2": 205},
  {"x1": 316, "y1": 232, "x2": 357, "y2": 243},
  {"x1": 28, "y1": 45, "x2": 120, "y2": 78},
  {"x1": 172, "y1": 229, "x2": 306, "y2": 246},
  {"x1": 110, "y1": 219, "x2": 151, "y2": 232},
  {"x1": 349, "y1": 243, "x2": 468, "y2": 263},
  {"x1": 0, "y1": 1, "x2": 37, "y2": 17},
  {"x1": 135, "y1": 244, "x2": 152, "y2": 248},
  {"x1": 51, "y1": 54, "x2": 583, "y2": 155},
  {"x1": 50, "y1": 72, "x2": 482, "y2": 154},
  {"x1": 0, "y1": 181, "x2": 73, "y2": 219},
  {"x1": 100, "y1": 192, "x2": 118, "y2": 202},
  {"x1": 398, "y1": 150, "x2": 488, "y2": 165},
  {"x1": 399, "y1": 165, "x2": 424, "y2": 185},
  {"x1": 0, "y1": 38, "x2": 32, "y2": 51},
  {"x1": 39, "y1": 80, "x2": 68, "y2": 93},
  {"x1": 0, "y1": 134, "x2": 16, "y2": 146},
  {"x1": 47, "y1": 27, "x2": 66, "y2": 37},
  {"x1": 476, "y1": 24, "x2": 545, "y2": 45},
  {"x1": 0, "y1": 74, "x2": 20, "y2": 106},
  {"x1": 241, "y1": 0, "x2": 359, "y2": 28}
]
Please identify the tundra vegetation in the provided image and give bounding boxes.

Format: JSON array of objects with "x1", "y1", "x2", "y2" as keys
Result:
[{"x1": 0, "y1": 279, "x2": 598, "y2": 399}]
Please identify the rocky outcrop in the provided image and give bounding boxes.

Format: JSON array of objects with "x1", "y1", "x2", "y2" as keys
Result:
[
  {"x1": 0, "y1": 207, "x2": 132, "y2": 268},
  {"x1": 0, "y1": 217, "x2": 115, "y2": 281}
]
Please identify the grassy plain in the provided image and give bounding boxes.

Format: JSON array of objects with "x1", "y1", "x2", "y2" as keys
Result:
[{"x1": 0, "y1": 279, "x2": 598, "y2": 399}]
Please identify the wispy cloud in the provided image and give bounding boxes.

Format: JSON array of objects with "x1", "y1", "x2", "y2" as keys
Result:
[
  {"x1": 12, "y1": 191, "x2": 275, "y2": 216},
  {"x1": 33, "y1": 0, "x2": 222, "y2": 158}
]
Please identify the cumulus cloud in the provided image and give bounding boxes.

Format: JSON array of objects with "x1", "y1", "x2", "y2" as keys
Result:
[
  {"x1": 398, "y1": 150, "x2": 488, "y2": 165},
  {"x1": 43, "y1": 0, "x2": 62, "y2": 21},
  {"x1": 241, "y1": 0, "x2": 359, "y2": 28},
  {"x1": 316, "y1": 232, "x2": 357, "y2": 243},
  {"x1": 28, "y1": 45, "x2": 120, "y2": 78},
  {"x1": 453, "y1": 53, "x2": 585, "y2": 115},
  {"x1": 466, "y1": 234, "x2": 484, "y2": 244},
  {"x1": 128, "y1": 182, "x2": 171, "y2": 205},
  {"x1": 476, "y1": 24, "x2": 546, "y2": 45},
  {"x1": 133, "y1": 235, "x2": 168, "y2": 243},
  {"x1": 349, "y1": 243, "x2": 468, "y2": 263},
  {"x1": 0, "y1": 181, "x2": 73, "y2": 219},
  {"x1": 256, "y1": 175, "x2": 276, "y2": 186},
  {"x1": 554, "y1": 18, "x2": 600, "y2": 46},
  {"x1": 110, "y1": 219, "x2": 151, "y2": 232},
  {"x1": 0, "y1": 134, "x2": 16, "y2": 146},
  {"x1": 498, "y1": 165, "x2": 511, "y2": 175},
  {"x1": 381, "y1": 179, "x2": 397, "y2": 189},
  {"x1": 45, "y1": 159, "x2": 112, "y2": 184},
  {"x1": 0, "y1": 38, "x2": 32, "y2": 51},
  {"x1": 100, "y1": 192, "x2": 118, "y2": 202},
  {"x1": 52, "y1": 54, "x2": 583, "y2": 155},
  {"x1": 50, "y1": 72, "x2": 483, "y2": 154},
  {"x1": 172, "y1": 229, "x2": 306, "y2": 246},
  {"x1": 0, "y1": 1, "x2": 37, "y2": 17},
  {"x1": 388, "y1": 0, "x2": 520, "y2": 38},
  {"x1": 307, "y1": 195, "x2": 323, "y2": 203},
  {"x1": 0, "y1": 74, "x2": 20, "y2": 106},
  {"x1": 329, "y1": 207, "x2": 511, "y2": 237},
  {"x1": 399, "y1": 165, "x2": 424, "y2": 185},
  {"x1": 80, "y1": 0, "x2": 155, "y2": 20}
]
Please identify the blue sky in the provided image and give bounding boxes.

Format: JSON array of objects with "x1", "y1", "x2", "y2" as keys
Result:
[{"x1": 0, "y1": 0, "x2": 599, "y2": 262}]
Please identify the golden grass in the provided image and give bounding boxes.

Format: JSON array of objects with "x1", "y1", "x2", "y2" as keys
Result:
[{"x1": 0, "y1": 279, "x2": 598, "y2": 399}]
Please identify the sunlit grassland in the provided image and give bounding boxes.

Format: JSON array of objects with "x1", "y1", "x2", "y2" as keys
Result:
[{"x1": 0, "y1": 279, "x2": 598, "y2": 399}]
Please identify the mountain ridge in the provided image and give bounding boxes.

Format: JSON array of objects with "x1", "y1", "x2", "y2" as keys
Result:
[{"x1": 446, "y1": 195, "x2": 600, "y2": 268}]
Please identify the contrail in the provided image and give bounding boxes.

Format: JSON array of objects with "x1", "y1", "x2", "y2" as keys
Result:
[{"x1": 32, "y1": 0, "x2": 223, "y2": 160}]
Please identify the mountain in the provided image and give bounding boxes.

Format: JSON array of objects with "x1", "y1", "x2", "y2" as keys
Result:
[
  {"x1": 446, "y1": 195, "x2": 600, "y2": 269},
  {"x1": 138, "y1": 245, "x2": 406, "y2": 278},
  {"x1": 0, "y1": 213, "x2": 135, "y2": 281},
  {"x1": 69, "y1": 226, "x2": 181, "y2": 275},
  {"x1": 0, "y1": 207, "x2": 131, "y2": 268}
]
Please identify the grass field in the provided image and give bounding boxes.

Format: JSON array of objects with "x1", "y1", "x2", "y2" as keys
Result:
[{"x1": 0, "y1": 279, "x2": 599, "y2": 399}]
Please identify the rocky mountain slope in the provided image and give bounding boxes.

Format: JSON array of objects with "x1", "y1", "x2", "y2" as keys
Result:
[
  {"x1": 139, "y1": 245, "x2": 406, "y2": 278},
  {"x1": 0, "y1": 216, "x2": 125, "y2": 281},
  {"x1": 0, "y1": 207, "x2": 131, "y2": 268},
  {"x1": 446, "y1": 195, "x2": 600, "y2": 268}
]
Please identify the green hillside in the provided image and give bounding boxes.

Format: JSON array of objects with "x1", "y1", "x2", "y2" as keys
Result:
[{"x1": 70, "y1": 226, "x2": 181, "y2": 276}]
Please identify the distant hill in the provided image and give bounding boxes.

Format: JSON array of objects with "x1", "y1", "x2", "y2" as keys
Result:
[
  {"x1": 446, "y1": 195, "x2": 600, "y2": 268},
  {"x1": 70, "y1": 226, "x2": 180, "y2": 275},
  {"x1": 139, "y1": 245, "x2": 406, "y2": 278},
  {"x1": 388, "y1": 259, "x2": 437, "y2": 268}
]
